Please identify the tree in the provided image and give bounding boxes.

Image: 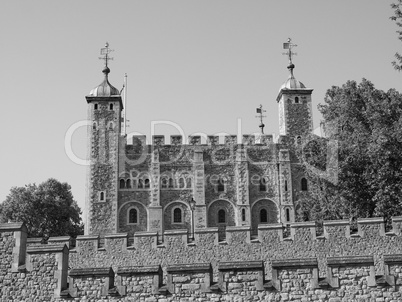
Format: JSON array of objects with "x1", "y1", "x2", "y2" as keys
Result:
[
  {"x1": 391, "y1": 0, "x2": 402, "y2": 71},
  {"x1": 0, "y1": 178, "x2": 84, "y2": 238},
  {"x1": 297, "y1": 79, "x2": 402, "y2": 224}
]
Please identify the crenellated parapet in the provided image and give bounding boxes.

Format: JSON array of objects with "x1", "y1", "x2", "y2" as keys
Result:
[
  {"x1": 126, "y1": 134, "x2": 275, "y2": 147},
  {"x1": 5, "y1": 217, "x2": 402, "y2": 300}
]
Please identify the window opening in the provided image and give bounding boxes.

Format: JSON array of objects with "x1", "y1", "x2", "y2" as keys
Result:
[
  {"x1": 129, "y1": 208, "x2": 138, "y2": 224},
  {"x1": 168, "y1": 178, "x2": 174, "y2": 188},
  {"x1": 217, "y1": 178, "x2": 225, "y2": 192},
  {"x1": 138, "y1": 179, "x2": 143, "y2": 189},
  {"x1": 286, "y1": 208, "x2": 290, "y2": 222},
  {"x1": 173, "y1": 208, "x2": 182, "y2": 223},
  {"x1": 295, "y1": 97, "x2": 299, "y2": 104},
  {"x1": 186, "y1": 178, "x2": 192, "y2": 188},
  {"x1": 126, "y1": 179, "x2": 131, "y2": 189},
  {"x1": 260, "y1": 209, "x2": 268, "y2": 223},
  {"x1": 94, "y1": 104, "x2": 98, "y2": 110},
  {"x1": 161, "y1": 177, "x2": 168, "y2": 189},
  {"x1": 110, "y1": 103, "x2": 113, "y2": 110},
  {"x1": 301, "y1": 178, "x2": 308, "y2": 191},
  {"x1": 242, "y1": 209, "x2": 246, "y2": 222},
  {"x1": 119, "y1": 179, "x2": 125, "y2": 189},
  {"x1": 218, "y1": 209, "x2": 226, "y2": 223},
  {"x1": 99, "y1": 192, "x2": 105, "y2": 201},
  {"x1": 144, "y1": 179, "x2": 150, "y2": 189},
  {"x1": 259, "y1": 177, "x2": 267, "y2": 191},
  {"x1": 179, "y1": 178, "x2": 185, "y2": 188}
]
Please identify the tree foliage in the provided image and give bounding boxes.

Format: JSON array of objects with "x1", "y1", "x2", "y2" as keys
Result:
[
  {"x1": 391, "y1": 0, "x2": 402, "y2": 71},
  {"x1": 297, "y1": 79, "x2": 402, "y2": 223},
  {"x1": 0, "y1": 178, "x2": 83, "y2": 238}
]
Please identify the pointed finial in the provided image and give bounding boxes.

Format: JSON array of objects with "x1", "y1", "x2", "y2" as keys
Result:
[
  {"x1": 99, "y1": 42, "x2": 114, "y2": 74},
  {"x1": 282, "y1": 38, "x2": 298, "y2": 77}
]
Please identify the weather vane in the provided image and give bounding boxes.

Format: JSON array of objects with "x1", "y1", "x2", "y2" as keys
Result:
[
  {"x1": 256, "y1": 104, "x2": 266, "y2": 134},
  {"x1": 282, "y1": 38, "x2": 297, "y2": 65},
  {"x1": 99, "y1": 42, "x2": 114, "y2": 67}
]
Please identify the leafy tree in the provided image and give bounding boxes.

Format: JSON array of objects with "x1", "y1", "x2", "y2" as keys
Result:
[
  {"x1": 0, "y1": 178, "x2": 83, "y2": 238},
  {"x1": 391, "y1": 0, "x2": 402, "y2": 71},
  {"x1": 296, "y1": 79, "x2": 402, "y2": 224}
]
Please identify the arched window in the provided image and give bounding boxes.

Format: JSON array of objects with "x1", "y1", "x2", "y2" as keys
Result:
[
  {"x1": 217, "y1": 178, "x2": 225, "y2": 192},
  {"x1": 286, "y1": 208, "x2": 291, "y2": 222},
  {"x1": 144, "y1": 179, "x2": 150, "y2": 189},
  {"x1": 110, "y1": 103, "x2": 114, "y2": 110},
  {"x1": 173, "y1": 208, "x2": 182, "y2": 223},
  {"x1": 138, "y1": 179, "x2": 144, "y2": 189},
  {"x1": 242, "y1": 209, "x2": 246, "y2": 222},
  {"x1": 108, "y1": 122, "x2": 114, "y2": 130},
  {"x1": 126, "y1": 179, "x2": 131, "y2": 189},
  {"x1": 168, "y1": 178, "x2": 174, "y2": 188},
  {"x1": 161, "y1": 177, "x2": 168, "y2": 189},
  {"x1": 186, "y1": 178, "x2": 192, "y2": 188},
  {"x1": 295, "y1": 96, "x2": 299, "y2": 104},
  {"x1": 284, "y1": 180, "x2": 288, "y2": 192},
  {"x1": 128, "y1": 208, "x2": 138, "y2": 224},
  {"x1": 259, "y1": 177, "x2": 267, "y2": 191},
  {"x1": 260, "y1": 209, "x2": 268, "y2": 223},
  {"x1": 99, "y1": 191, "x2": 105, "y2": 201},
  {"x1": 179, "y1": 178, "x2": 185, "y2": 188},
  {"x1": 119, "y1": 179, "x2": 125, "y2": 189},
  {"x1": 94, "y1": 104, "x2": 98, "y2": 110},
  {"x1": 218, "y1": 209, "x2": 226, "y2": 223},
  {"x1": 301, "y1": 178, "x2": 308, "y2": 191},
  {"x1": 296, "y1": 136, "x2": 301, "y2": 145}
]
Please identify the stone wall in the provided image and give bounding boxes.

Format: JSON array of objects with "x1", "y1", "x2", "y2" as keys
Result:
[{"x1": 5, "y1": 217, "x2": 402, "y2": 301}]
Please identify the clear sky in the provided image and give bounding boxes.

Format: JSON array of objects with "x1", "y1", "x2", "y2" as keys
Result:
[{"x1": 0, "y1": 1, "x2": 400, "y2": 218}]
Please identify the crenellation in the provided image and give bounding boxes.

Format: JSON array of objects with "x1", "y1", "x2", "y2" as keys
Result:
[
  {"x1": 152, "y1": 135, "x2": 165, "y2": 146},
  {"x1": 163, "y1": 228, "x2": 188, "y2": 246},
  {"x1": 133, "y1": 231, "x2": 158, "y2": 249},
  {"x1": 392, "y1": 216, "x2": 402, "y2": 235},
  {"x1": 188, "y1": 135, "x2": 201, "y2": 145},
  {"x1": 290, "y1": 221, "x2": 317, "y2": 241},
  {"x1": 357, "y1": 217, "x2": 386, "y2": 237},
  {"x1": 5, "y1": 222, "x2": 402, "y2": 300},
  {"x1": 225, "y1": 225, "x2": 251, "y2": 244}
]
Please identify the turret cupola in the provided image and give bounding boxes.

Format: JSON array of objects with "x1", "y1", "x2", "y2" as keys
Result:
[{"x1": 89, "y1": 66, "x2": 120, "y2": 97}]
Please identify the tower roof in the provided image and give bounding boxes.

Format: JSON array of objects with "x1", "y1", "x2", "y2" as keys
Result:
[
  {"x1": 279, "y1": 64, "x2": 306, "y2": 91},
  {"x1": 88, "y1": 66, "x2": 120, "y2": 97}
]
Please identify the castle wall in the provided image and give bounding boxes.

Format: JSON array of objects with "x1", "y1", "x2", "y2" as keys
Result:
[
  {"x1": 116, "y1": 135, "x2": 287, "y2": 234},
  {"x1": 4, "y1": 218, "x2": 402, "y2": 301}
]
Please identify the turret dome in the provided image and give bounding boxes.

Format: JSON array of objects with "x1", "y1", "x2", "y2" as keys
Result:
[
  {"x1": 279, "y1": 74, "x2": 306, "y2": 91},
  {"x1": 89, "y1": 67, "x2": 120, "y2": 97},
  {"x1": 279, "y1": 63, "x2": 306, "y2": 92}
]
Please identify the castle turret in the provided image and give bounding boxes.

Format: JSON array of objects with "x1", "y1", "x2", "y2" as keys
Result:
[
  {"x1": 85, "y1": 43, "x2": 123, "y2": 235},
  {"x1": 277, "y1": 40, "x2": 313, "y2": 139}
]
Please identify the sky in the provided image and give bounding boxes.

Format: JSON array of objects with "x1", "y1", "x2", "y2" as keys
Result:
[{"x1": 0, "y1": 1, "x2": 400, "y2": 219}]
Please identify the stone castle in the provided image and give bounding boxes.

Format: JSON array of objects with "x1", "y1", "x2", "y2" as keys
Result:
[
  {"x1": 4, "y1": 44, "x2": 402, "y2": 301},
  {"x1": 85, "y1": 42, "x2": 313, "y2": 238}
]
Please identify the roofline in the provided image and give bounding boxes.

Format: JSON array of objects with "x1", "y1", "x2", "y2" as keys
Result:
[
  {"x1": 85, "y1": 95, "x2": 124, "y2": 109},
  {"x1": 276, "y1": 88, "x2": 314, "y2": 102}
]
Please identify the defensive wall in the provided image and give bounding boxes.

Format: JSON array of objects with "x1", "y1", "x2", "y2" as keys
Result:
[{"x1": 3, "y1": 217, "x2": 402, "y2": 301}]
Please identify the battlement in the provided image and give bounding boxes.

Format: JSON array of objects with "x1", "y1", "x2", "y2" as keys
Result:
[
  {"x1": 129, "y1": 134, "x2": 275, "y2": 147},
  {"x1": 3, "y1": 218, "x2": 402, "y2": 300}
]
